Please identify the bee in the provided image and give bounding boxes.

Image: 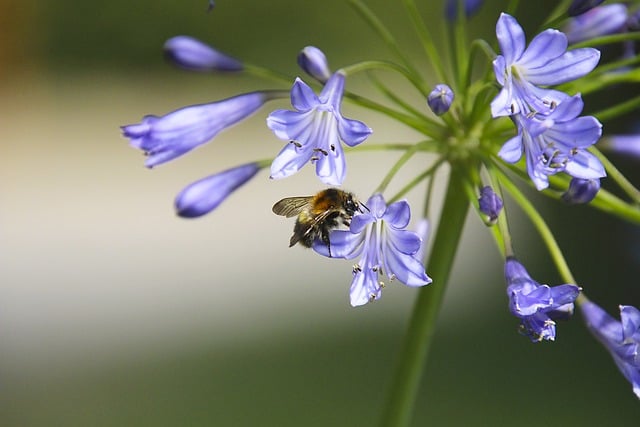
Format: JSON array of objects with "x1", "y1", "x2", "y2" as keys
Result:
[{"x1": 272, "y1": 188, "x2": 366, "y2": 257}]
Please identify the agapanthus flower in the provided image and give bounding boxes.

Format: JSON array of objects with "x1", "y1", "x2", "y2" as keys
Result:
[
  {"x1": 445, "y1": 0, "x2": 483, "y2": 21},
  {"x1": 163, "y1": 36, "x2": 243, "y2": 72},
  {"x1": 297, "y1": 46, "x2": 331, "y2": 83},
  {"x1": 505, "y1": 257, "x2": 581, "y2": 342},
  {"x1": 498, "y1": 94, "x2": 605, "y2": 190},
  {"x1": 427, "y1": 84, "x2": 454, "y2": 116},
  {"x1": 602, "y1": 134, "x2": 640, "y2": 158},
  {"x1": 478, "y1": 186, "x2": 503, "y2": 222},
  {"x1": 123, "y1": 91, "x2": 277, "y2": 168},
  {"x1": 491, "y1": 13, "x2": 600, "y2": 118},
  {"x1": 568, "y1": 0, "x2": 606, "y2": 17},
  {"x1": 175, "y1": 162, "x2": 260, "y2": 218},
  {"x1": 563, "y1": 4, "x2": 628, "y2": 44},
  {"x1": 313, "y1": 193, "x2": 431, "y2": 307},
  {"x1": 562, "y1": 178, "x2": 600, "y2": 204},
  {"x1": 267, "y1": 71, "x2": 372, "y2": 185},
  {"x1": 581, "y1": 301, "x2": 640, "y2": 399}
]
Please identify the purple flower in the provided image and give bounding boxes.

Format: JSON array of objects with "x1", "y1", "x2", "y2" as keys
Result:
[
  {"x1": 491, "y1": 13, "x2": 600, "y2": 118},
  {"x1": 267, "y1": 72, "x2": 372, "y2": 185},
  {"x1": 427, "y1": 84, "x2": 454, "y2": 116},
  {"x1": 562, "y1": 178, "x2": 600, "y2": 204},
  {"x1": 123, "y1": 92, "x2": 275, "y2": 168},
  {"x1": 478, "y1": 186, "x2": 503, "y2": 222},
  {"x1": 445, "y1": 0, "x2": 483, "y2": 21},
  {"x1": 498, "y1": 94, "x2": 605, "y2": 190},
  {"x1": 581, "y1": 301, "x2": 640, "y2": 399},
  {"x1": 164, "y1": 36, "x2": 243, "y2": 72},
  {"x1": 313, "y1": 193, "x2": 431, "y2": 307},
  {"x1": 297, "y1": 46, "x2": 331, "y2": 83},
  {"x1": 603, "y1": 134, "x2": 640, "y2": 158},
  {"x1": 175, "y1": 163, "x2": 261, "y2": 218},
  {"x1": 505, "y1": 257, "x2": 581, "y2": 342},
  {"x1": 563, "y1": 4, "x2": 629, "y2": 44},
  {"x1": 568, "y1": 0, "x2": 605, "y2": 17}
]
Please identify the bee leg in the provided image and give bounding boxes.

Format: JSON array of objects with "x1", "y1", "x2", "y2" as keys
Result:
[{"x1": 321, "y1": 227, "x2": 332, "y2": 257}]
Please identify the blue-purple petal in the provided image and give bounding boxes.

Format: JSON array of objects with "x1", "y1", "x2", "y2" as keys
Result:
[
  {"x1": 313, "y1": 229, "x2": 364, "y2": 259},
  {"x1": 350, "y1": 268, "x2": 382, "y2": 307},
  {"x1": 519, "y1": 30, "x2": 568, "y2": 69},
  {"x1": 383, "y1": 200, "x2": 411, "y2": 229},
  {"x1": 319, "y1": 72, "x2": 346, "y2": 106},
  {"x1": 386, "y1": 229, "x2": 421, "y2": 255},
  {"x1": 270, "y1": 143, "x2": 314, "y2": 180},
  {"x1": 496, "y1": 13, "x2": 526, "y2": 65},
  {"x1": 290, "y1": 78, "x2": 319, "y2": 112},
  {"x1": 383, "y1": 245, "x2": 431, "y2": 287},
  {"x1": 337, "y1": 116, "x2": 372, "y2": 147},
  {"x1": 498, "y1": 134, "x2": 523, "y2": 163},
  {"x1": 564, "y1": 150, "x2": 606, "y2": 179},
  {"x1": 525, "y1": 48, "x2": 600, "y2": 85}
]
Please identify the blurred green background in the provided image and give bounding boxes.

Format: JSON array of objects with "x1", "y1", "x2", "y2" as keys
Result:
[{"x1": 1, "y1": 0, "x2": 639, "y2": 425}]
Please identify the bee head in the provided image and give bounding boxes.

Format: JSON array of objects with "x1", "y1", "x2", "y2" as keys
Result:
[{"x1": 344, "y1": 193, "x2": 368, "y2": 215}]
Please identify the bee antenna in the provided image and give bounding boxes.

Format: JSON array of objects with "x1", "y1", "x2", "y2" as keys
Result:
[{"x1": 360, "y1": 202, "x2": 370, "y2": 212}]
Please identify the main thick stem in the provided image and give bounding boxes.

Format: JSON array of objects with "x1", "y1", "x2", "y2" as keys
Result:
[{"x1": 380, "y1": 169, "x2": 469, "y2": 427}]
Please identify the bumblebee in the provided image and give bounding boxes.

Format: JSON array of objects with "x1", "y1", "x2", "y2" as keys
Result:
[{"x1": 272, "y1": 188, "x2": 365, "y2": 257}]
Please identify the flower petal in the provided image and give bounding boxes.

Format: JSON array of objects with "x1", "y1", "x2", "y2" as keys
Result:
[
  {"x1": 312, "y1": 229, "x2": 364, "y2": 259},
  {"x1": 270, "y1": 143, "x2": 314, "y2": 180},
  {"x1": 498, "y1": 133, "x2": 523, "y2": 163},
  {"x1": 525, "y1": 48, "x2": 600, "y2": 85},
  {"x1": 496, "y1": 13, "x2": 526, "y2": 65},
  {"x1": 290, "y1": 78, "x2": 319, "y2": 112},
  {"x1": 519, "y1": 29, "x2": 568, "y2": 69},
  {"x1": 349, "y1": 269, "x2": 382, "y2": 307},
  {"x1": 564, "y1": 150, "x2": 606, "y2": 179},
  {"x1": 337, "y1": 116, "x2": 372, "y2": 147},
  {"x1": 383, "y1": 200, "x2": 411, "y2": 229}
]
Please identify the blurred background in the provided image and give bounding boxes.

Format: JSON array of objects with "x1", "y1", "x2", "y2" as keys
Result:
[{"x1": 1, "y1": 0, "x2": 639, "y2": 425}]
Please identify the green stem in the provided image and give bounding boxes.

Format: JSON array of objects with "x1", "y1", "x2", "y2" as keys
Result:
[
  {"x1": 401, "y1": 0, "x2": 447, "y2": 83},
  {"x1": 495, "y1": 169, "x2": 577, "y2": 284},
  {"x1": 570, "y1": 32, "x2": 640, "y2": 49},
  {"x1": 593, "y1": 94, "x2": 640, "y2": 123},
  {"x1": 348, "y1": 0, "x2": 425, "y2": 87},
  {"x1": 375, "y1": 141, "x2": 431, "y2": 194},
  {"x1": 341, "y1": 60, "x2": 429, "y2": 97},
  {"x1": 589, "y1": 146, "x2": 640, "y2": 203},
  {"x1": 388, "y1": 157, "x2": 446, "y2": 203},
  {"x1": 380, "y1": 169, "x2": 469, "y2": 427}
]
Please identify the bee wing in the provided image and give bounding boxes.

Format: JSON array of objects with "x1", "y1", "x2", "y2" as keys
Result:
[{"x1": 272, "y1": 196, "x2": 313, "y2": 218}]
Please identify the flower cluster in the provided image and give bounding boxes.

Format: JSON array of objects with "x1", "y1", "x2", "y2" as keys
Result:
[
  {"x1": 491, "y1": 13, "x2": 605, "y2": 190},
  {"x1": 122, "y1": 0, "x2": 640, "y2": 410}
]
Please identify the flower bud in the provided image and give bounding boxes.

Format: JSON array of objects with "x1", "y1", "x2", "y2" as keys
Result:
[
  {"x1": 427, "y1": 84, "x2": 454, "y2": 116},
  {"x1": 562, "y1": 178, "x2": 600, "y2": 204},
  {"x1": 564, "y1": 4, "x2": 628, "y2": 44},
  {"x1": 175, "y1": 163, "x2": 261, "y2": 218},
  {"x1": 297, "y1": 46, "x2": 331, "y2": 83},
  {"x1": 164, "y1": 36, "x2": 243, "y2": 72},
  {"x1": 445, "y1": 0, "x2": 483, "y2": 21},
  {"x1": 478, "y1": 186, "x2": 503, "y2": 223},
  {"x1": 568, "y1": 0, "x2": 605, "y2": 17}
]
